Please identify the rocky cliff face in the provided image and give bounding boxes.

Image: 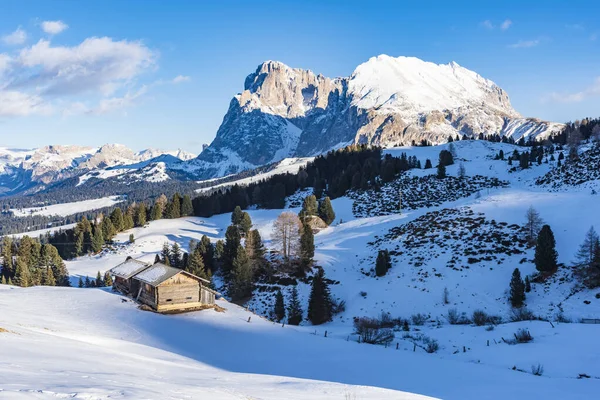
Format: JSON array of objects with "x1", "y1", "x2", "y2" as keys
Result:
[{"x1": 191, "y1": 55, "x2": 563, "y2": 179}]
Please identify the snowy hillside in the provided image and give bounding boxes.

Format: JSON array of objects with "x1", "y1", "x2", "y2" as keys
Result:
[
  {"x1": 2, "y1": 139, "x2": 600, "y2": 399},
  {"x1": 10, "y1": 195, "x2": 124, "y2": 217}
]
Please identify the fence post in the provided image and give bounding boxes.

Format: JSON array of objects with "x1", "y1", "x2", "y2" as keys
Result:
[
  {"x1": 396, "y1": 343, "x2": 399, "y2": 350},
  {"x1": 413, "y1": 344, "x2": 416, "y2": 352},
  {"x1": 247, "y1": 316, "x2": 251, "y2": 323},
  {"x1": 487, "y1": 340, "x2": 489, "y2": 347},
  {"x1": 324, "y1": 330, "x2": 327, "y2": 338}
]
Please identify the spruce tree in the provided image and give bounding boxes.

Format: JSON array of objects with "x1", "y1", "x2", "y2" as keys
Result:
[
  {"x1": 223, "y1": 225, "x2": 241, "y2": 279},
  {"x1": 110, "y1": 207, "x2": 124, "y2": 232},
  {"x1": 1, "y1": 236, "x2": 14, "y2": 280},
  {"x1": 424, "y1": 159, "x2": 433, "y2": 169},
  {"x1": 231, "y1": 206, "x2": 243, "y2": 226},
  {"x1": 274, "y1": 290, "x2": 285, "y2": 322},
  {"x1": 436, "y1": 163, "x2": 446, "y2": 179},
  {"x1": 135, "y1": 203, "x2": 147, "y2": 227},
  {"x1": 96, "y1": 271, "x2": 103, "y2": 287},
  {"x1": 307, "y1": 268, "x2": 333, "y2": 325},
  {"x1": 15, "y1": 257, "x2": 29, "y2": 287},
  {"x1": 45, "y1": 267, "x2": 56, "y2": 286},
  {"x1": 318, "y1": 197, "x2": 336, "y2": 225},
  {"x1": 123, "y1": 213, "x2": 135, "y2": 231},
  {"x1": 188, "y1": 249, "x2": 206, "y2": 277},
  {"x1": 230, "y1": 244, "x2": 253, "y2": 301},
  {"x1": 509, "y1": 268, "x2": 526, "y2": 308},
  {"x1": 301, "y1": 195, "x2": 318, "y2": 217},
  {"x1": 91, "y1": 226, "x2": 104, "y2": 253},
  {"x1": 129, "y1": 234, "x2": 135, "y2": 243},
  {"x1": 525, "y1": 276, "x2": 531, "y2": 292},
  {"x1": 300, "y1": 221, "x2": 315, "y2": 269},
  {"x1": 161, "y1": 242, "x2": 171, "y2": 265},
  {"x1": 78, "y1": 276, "x2": 84, "y2": 288},
  {"x1": 181, "y1": 195, "x2": 194, "y2": 217},
  {"x1": 375, "y1": 249, "x2": 391, "y2": 277},
  {"x1": 287, "y1": 286, "x2": 303, "y2": 325},
  {"x1": 172, "y1": 193, "x2": 182, "y2": 218},
  {"x1": 198, "y1": 235, "x2": 215, "y2": 273},
  {"x1": 240, "y1": 212, "x2": 252, "y2": 237},
  {"x1": 84, "y1": 276, "x2": 91, "y2": 288},
  {"x1": 104, "y1": 271, "x2": 113, "y2": 286},
  {"x1": 170, "y1": 243, "x2": 182, "y2": 267},
  {"x1": 534, "y1": 225, "x2": 558, "y2": 273},
  {"x1": 102, "y1": 217, "x2": 116, "y2": 243},
  {"x1": 150, "y1": 204, "x2": 162, "y2": 221}
]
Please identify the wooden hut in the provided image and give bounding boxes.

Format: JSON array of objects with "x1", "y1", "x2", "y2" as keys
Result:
[
  {"x1": 129, "y1": 263, "x2": 216, "y2": 312},
  {"x1": 109, "y1": 258, "x2": 151, "y2": 294}
]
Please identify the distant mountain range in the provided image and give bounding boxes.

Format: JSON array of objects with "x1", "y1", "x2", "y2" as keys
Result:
[{"x1": 1, "y1": 54, "x2": 565, "y2": 197}]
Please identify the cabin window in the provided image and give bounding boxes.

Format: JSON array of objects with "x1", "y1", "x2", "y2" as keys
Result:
[
  {"x1": 186, "y1": 296, "x2": 192, "y2": 300},
  {"x1": 166, "y1": 299, "x2": 172, "y2": 302}
]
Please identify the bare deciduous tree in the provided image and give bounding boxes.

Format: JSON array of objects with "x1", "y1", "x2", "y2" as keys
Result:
[
  {"x1": 272, "y1": 212, "x2": 303, "y2": 260},
  {"x1": 525, "y1": 206, "x2": 544, "y2": 245}
]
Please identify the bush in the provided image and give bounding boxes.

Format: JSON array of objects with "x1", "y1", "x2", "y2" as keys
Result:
[
  {"x1": 425, "y1": 340, "x2": 439, "y2": 353},
  {"x1": 554, "y1": 311, "x2": 571, "y2": 323},
  {"x1": 531, "y1": 363, "x2": 544, "y2": 376},
  {"x1": 411, "y1": 313, "x2": 428, "y2": 326},
  {"x1": 485, "y1": 324, "x2": 495, "y2": 331},
  {"x1": 472, "y1": 310, "x2": 488, "y2": 326},
  {"x1": 510, "y1": 307, "x2": 537, "y2": 322},
  {"x1": 354, "y1": 317, "x2": 395, "y2": 345},
  {"x1": 331, "y1": 299, "x2": 346, "y2": 315},
  {"x1": 447, "y1": 308, "x2": 471, "y2": 325},
  {"x1": 514, "y1": 328, "x2": 533, "y2": 343}
]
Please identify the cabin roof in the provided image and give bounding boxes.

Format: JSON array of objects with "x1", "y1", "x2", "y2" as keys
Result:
[
  {"x1": 130, "y1": 263, "x2": 210, "y2": 287},
  {"x1": 109, "y1": 258, "x2": 151, "y2": 279}
]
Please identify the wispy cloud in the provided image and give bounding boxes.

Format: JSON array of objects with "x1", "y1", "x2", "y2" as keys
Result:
[
  {"x1": 172, "y1": 75, "x2": 191, "y2": 84},
  {"x1": 480, "y1": 20, "x2": 494, "y2": 30},
  {"x1": 41, "y1": 20, "x2": 68, "y2": 35},
  {"x1": 508, "y1": 39, "x2": 541, "y2": 49},
  {"x1": 2, "y1": 27, "x2": 27, "y2": 46},
  {"x1": 543, "y1": 77, "x2": 600, "y2": 103},
  {"x1": 500, "y1": 19, "x2": 512, "y2": 31}
]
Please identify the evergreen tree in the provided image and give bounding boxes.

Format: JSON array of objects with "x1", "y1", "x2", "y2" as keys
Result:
[
  {"x1": 1, "y1": 236, "x2": 14, "y2": 279},
  {"x1": 170, "y1": 243, "x2": 182, "y2": 267},
  {"x1": 424, "y1": 159, "x2": 433, "y2": 169},
  {"x1": 123, "y1": 213, "x2": 135, "y2": 231},
  {"x1": 436, "y1": 163, "x2": 446, "y2": 179},
  {"x1": 95, "y1": 271, "x2": 103, "y2": 287},
  {"x1": 307, "y1": 268, "x2": 333, "y2": 325},
  {"x1": 318, "y1": 197, "x2": 336, "y2": 225},
  {"x1": 104, "y1": 271, "x2": 113, "y2": 286},
  {"x1": 181, "y1": 195, "x2": 194, "y2": 217},
  {"x1": 91, "y1": 225, "x2": 104, "y2": 253},
  {"x1": 150, "y1": 204, "x2": 162, "y2": 221},
  {"x1": 230, "y1": 244, "x2": 253, "y2": 301},
  {"x1": 110, "y1": 208, "x2": 124, "y2": 232},
  {"x1": 198, "y1": 235, "x2": 215, "y2": 273},
  {"x1": 154, "y1": 254, "x2": 161, "y2": 264},
  {"x1": 45, "y1": 267, "x2": 56, "y2": 286},
  {"x1": 14, "y1": 257, "x2": 30, "y2": 287},
  {"x1": 534, "y1": 225, "x2": 558, "y2": 273},
  {"x1": 574, "y1": 226, "x2": 600, "y2": 266},
  {"x1": 240, "y1": 212, "x2": 252, "y2": 237},
  {"x1": 85, "y1": 276, "x2": 91, "y2": 288},
  {"x1": 223, "y1": 225, "x2": 241, "y2": 279},
  {"x1": 135, "y1": 203, "x2": 147, "y2": 227},
  {"x1": 300, "y1": 195, "x2": 318, "y2": 217},
  {"x1": 300, "y1": 221, "x2": 315, "y2": 269},
  {"x1": 274, "y1": 289, "x2": 285, "y2": 322},
  {"x1": 245, "y1": 229, "x2": 266, "y2": 270},
  {"x1": 525, "y1": 276, "x2": 531, "y2": 293},
  {"x1": 509, "y1": 268, "x2": 526, "y2": 308},
  {"x1": 287, "y1": 286, "x2": 303, "y2": 325},
  {"x1": 78, "y1": 276, "x2": 84, "y2": 288},
  {"x1": 375, "y1": 249, "x2": 391, "y2": 277},
  {"x1": 188, "y1": 249, "x2": 207, "y2": 278},
  {"x1": 215, "y1": 240, "x2": 224, "y2": 264},
  {"x1": 129, "y1": 234, "x2": 135, "y2": 243},
  {"x1": 161, "y1": 242, "x2": 171, "y2": 265},
  {"x1": 101, "y1": 217, "x2": 116, "y2": 243},
  {"x1": 231, "y1": 206, "x2": 243, "y2": 226},
  {"x1": 519, "y1": 152, "x2": 530, "y2": 169},
  {"x1": 438, "y1": 149, "x2": 454, "y2": 166}
]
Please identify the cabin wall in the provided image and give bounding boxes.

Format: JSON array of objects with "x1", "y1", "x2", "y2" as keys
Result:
[
  {"x1": 114, "y1": 276, "x2": 130, "y2": 293},
  {"x1": 138, "y1": 283, "x2": 156, "y2": 307},
  {"x1": 200, "y1": 286, "x2": 216, "y2": 305},
  {"x1": 157, "y1": 283, "x2": 199, "y2": 306}
]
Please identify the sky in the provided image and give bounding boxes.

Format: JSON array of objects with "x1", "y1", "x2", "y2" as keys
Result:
[{"x1": 0, "y1": 0, "x2": 599, "y2": 154}]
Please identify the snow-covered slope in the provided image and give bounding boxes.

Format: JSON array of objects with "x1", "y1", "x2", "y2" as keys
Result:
[
  {"x1": 9, "y1": 195, "x2": 124, "y2": 217},
  {"x1": 189, "y1": 56, "x2": 563, "y2": 180}
]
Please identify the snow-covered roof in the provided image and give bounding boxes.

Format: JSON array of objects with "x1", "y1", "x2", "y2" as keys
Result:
[
  {"x1": 132, "y1": 263, "x2": 191, "y2": 286},
  {"x1": 109, "y1": 258, "x2": 151, "y2": 279}
]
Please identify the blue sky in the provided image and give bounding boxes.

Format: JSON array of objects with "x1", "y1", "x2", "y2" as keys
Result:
[{"x1": 0, "y1": 0, "x2": 598, "y2": 153}]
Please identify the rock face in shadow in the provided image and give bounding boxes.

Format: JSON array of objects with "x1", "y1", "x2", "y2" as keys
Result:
[{"x1": 190, "y1": 55, "x2": 563, "y2": 179}]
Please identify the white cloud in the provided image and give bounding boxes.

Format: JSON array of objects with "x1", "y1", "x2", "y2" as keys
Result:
[
  {"x1": 0, "y1": 90, "x2": 52, "y2": 116},
  {"x1": 480, "y1": 20, "x2": 494, "y2": 30},
  {"x1": 500, "y1": 19, "x2": 512, "y2": 31},
  {"x1": 94, "y1": 86, "x2": 148, "y2": 115},
  {"x1": 508, "y1": 39, "x2": 540, "y2": 49},
  {"x1": 41, "y1": 20, "x2": 69, "y2": 35},
  {"x1": 2, "y1": 27, "x2": 27, "y2": 46},
  {"x1": 0, "y1": 54, "x2": 11, "y2": 74},
  {"x1": 172, "y1": 75, "x2": 190, "y2": 84},
  {"x1": 543, "y1": 77, "x2": 600, "y2": 103}
]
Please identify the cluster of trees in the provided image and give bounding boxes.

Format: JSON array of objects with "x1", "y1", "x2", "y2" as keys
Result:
[
  {"x1": 78, "y1": 271, "x2": 113, "y2": 288},
  {"x1": 1, "y1": 236, "x2": 69, "y2": 287},
  {"x1": 192, "y1": 145, "x2": 416, "y2": 218},
  {"x1": 157, "y1": 237, "x2": 217, "y2": 285},
  {"x1": 48, "y1": 193, "x2": 193, "y2": 259},
  {"x1": 504, "y1": 144, "x2": 563, "y2": 169}
]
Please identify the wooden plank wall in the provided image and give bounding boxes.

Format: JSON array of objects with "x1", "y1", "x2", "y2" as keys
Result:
[{"x1": 157, "y1": 283, "x2": 199, "y2": 305}]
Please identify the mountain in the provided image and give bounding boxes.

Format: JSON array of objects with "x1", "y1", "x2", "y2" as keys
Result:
[
  {"x1": 189, "y1": 55, "x2": 563, "y2": 179},
  {"x1": 0, "y1": 144, "x2": 197, "y2": 196}
]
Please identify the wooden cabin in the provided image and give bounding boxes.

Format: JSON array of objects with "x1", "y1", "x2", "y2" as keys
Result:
[
  {"x1": 128, "y1": 263, "x2": 216, "y2": 312},
  {"x1": 109, "y1": 258, "x2": 151, "y2": 294}
]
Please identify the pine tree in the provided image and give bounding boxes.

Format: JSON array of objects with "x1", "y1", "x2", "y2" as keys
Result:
[
  {"x1": 104, "y1": 271, "x2": 113, "y2": 286},
  {"x1": 231, "y1": 206, "x2": 243, "y2": 226},
  {"x1": 96, "y1": 271, "x2": 103, "y2": 287},
  {"x1": 181, "y1": 195, "x2": 194, "y2": 217},
  {"x1": 436, "y1": 163, "x2": 446, "y2": 179},
  {"x1": 150, "y1": 204, "x2": 162, "y2": 221},
  {"x1": 240, "y1": 212, "x2": 252, "y2": 237},
  {"x1": 14, "y1": 257, "x2": 30, "y2": 287},
  {"x1": 161, "y1": 242, "x2": 171, "y2": 265},
  {"x1": 91, "y1": 225, "x2": 104, "y2": 253},
  {"x1": 307, "y1": 268, "x2": 333, "y2": 325},
  {"x1": 245, "y1": 229, "x2": 266, "y2": 271},
  {"x1": 424, "y1": 159, "x2": 433, "y2": 169},
  {"x1": 1, "y1": 236, "x2": 14, "y2": 280},
  {"x1": 123, "y1": 213, "x2": 135, "y2": 231},
  {"x1": 101, "y1": 217, "x2": 116, "y2": 243},
  {"x1": 223, "y1": 225, "x2": 241, "y2": 279},
  {"x1": 300, "y1": 221, "x2": 314, "y2": 269},
  {"x1": 534, "y1": 225, "x2": 558, "y2": 273},
  {"x1": 170, "y1": 243, "x2": 182, "y2": 267},
  {"x1": 84, "y1": 276, "x2": 91, "y2": 288},
  {"x1": 509, "y1": 268, "x2": 526, "y2": 308},
  {"x1": 198, "y1": 235, "x2": 215, "y2": 273},
  {"x1": 230, "y1": 244, "x2": 253, "y2": 301},
  {"x1": 135, "y1": 203, "x2": 147, "y2": 227},
  {"x1": 318, "y1": 197, "x2": 336, "y2": 225},
  {"x1": 574, "y1": 226, "x2": 600, "y2": 266},
  {"x1": 188, "y1": 249, "x2": 206, "y2": 277},
  {"x1": 525, "y1": 276, "x2": 531, "y2": 293},
  {"x1": 375, "y1": 249, "x2": 391, "y2": 277},
  {"x1": 274, "y1": 290, "x2": 285, "y2": 322},
  {"x1": 110, "y1": 208, "x2": 124, "y2": 232},
  {"x1": 78, "y1": 276, "x2": 84, "y2": 288},
  {"x1": 45, "y1": 267, "x2": 56, "y2": 286},
  {"x1": 287, "y1": 286, "x2": 303, "y2": 325},
  {"x1": 129, "y1": 234, "x2": 135, "y2": 243},
  {"x1": 300, "y1": 195, "x2": 318, "y2": 217}
]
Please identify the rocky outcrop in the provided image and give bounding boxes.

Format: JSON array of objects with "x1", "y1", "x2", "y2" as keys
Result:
[{"x1": 191, "y1": 55, "x2": 563, "y2": 179}]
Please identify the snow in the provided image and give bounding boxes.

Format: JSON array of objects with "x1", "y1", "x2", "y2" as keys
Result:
[
  {"x1": 110, "y1": 258, "x2": 150, "y2": 278},
  {"x1": 10, "y1": 196, "x2": 124, "y2": 217},
  {"x1": 9, "y1": 223, "x2": 77, "y2": 239},
  {"x1": 133, "y1": 263, "x2": 179, "y2": 285}
]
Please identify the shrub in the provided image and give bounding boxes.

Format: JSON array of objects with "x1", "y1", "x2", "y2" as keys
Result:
[
  {"x1": 411, "y1": 313, "x2": 428, "y2": 326},
  {"x1": 510, "y1": 307, "x2": 537, "y2": 322},
  {"x1": 485, "y1": 324, "x2": 495, "y2": 331},
  {"x1": 353, "y1": 317, "x2": 395, "y2": 345},
  {"x1": 531, "y1": 363, "x2": 544, "y2": 376},
  {"x1": 514, "y1": 328, "x2": 533, "y2": 343},
  {"x1": 472, "y1": 310, "x2": 488, "y2": 326},
  {"x1": 331, "y1": 298, "x2": 346, "y2": 315},
  {"x1": 425, "y1": 340, "x2": 439, "y2": 353},
  {"x1": 554, "y1": 311, "x2": 571, "y2": 323},
  {"x1": 447, "y1": 308, "x2": 471, "y2": 325}
]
